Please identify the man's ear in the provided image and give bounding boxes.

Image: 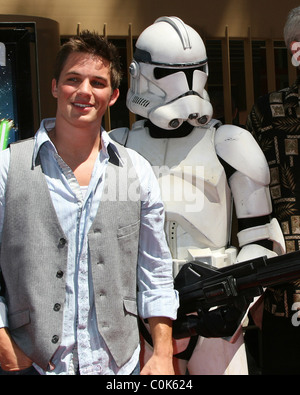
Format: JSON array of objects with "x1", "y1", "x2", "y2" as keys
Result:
[
  {"x1": 109, "y1": 88, "x2": 120, "y2": 107},
  {"x1": 51, "y1": 78, "x2": 58, "y2": 98}
]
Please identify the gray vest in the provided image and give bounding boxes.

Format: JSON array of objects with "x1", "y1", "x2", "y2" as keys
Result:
[{"x1": 0, "y1": 138, "x2": 141, "y2": 370}]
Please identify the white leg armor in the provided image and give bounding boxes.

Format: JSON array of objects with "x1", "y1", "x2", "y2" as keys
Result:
[{"x1": 187, "y1": 333, "x2": 248, "y2": 375}]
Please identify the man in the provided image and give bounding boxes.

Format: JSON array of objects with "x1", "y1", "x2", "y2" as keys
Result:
[
  {"x1": 246, "y1": 6, "x2": 300, "y2": 375},
  {"x1": 110, "y1": 17, "x2": 285, "y2": 375},
  {"x1": 0, "y1": 31, "x2": 178, "y2": 375}
]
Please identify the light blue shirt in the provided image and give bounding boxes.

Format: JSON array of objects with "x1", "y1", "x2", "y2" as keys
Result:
[{"x1": 0, "y1": 118, "x2": 179, "y2": 375}]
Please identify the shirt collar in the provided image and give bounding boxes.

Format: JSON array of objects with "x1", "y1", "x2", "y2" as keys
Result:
[
  {"x1": 101, "y1": 127, "x2": 125, "y2": 165},
  {"x1": 32, "y1": 118, "x2": 124, "y2": 167}
]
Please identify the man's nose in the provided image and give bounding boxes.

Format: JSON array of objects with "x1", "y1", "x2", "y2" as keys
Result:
[{"x1": 78, "y1": 79, "x2": 92, "y2": 95}]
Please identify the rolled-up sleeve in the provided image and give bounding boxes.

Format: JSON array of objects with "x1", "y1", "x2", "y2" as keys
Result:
[{"x1": 126, "y1": 148, "x2": 179, "y2": 320}]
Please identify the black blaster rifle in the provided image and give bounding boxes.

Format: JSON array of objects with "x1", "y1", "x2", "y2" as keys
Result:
[{"x1": 173, "y1": 250, "x2": 300, "y2": 340}]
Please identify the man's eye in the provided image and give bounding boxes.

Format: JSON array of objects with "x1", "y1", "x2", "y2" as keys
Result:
[
  {"x1": 68, "y1": 77, "x2": 79, "y2": 82},
  {"x1": 93, "y1": 80, "x2": 105, "y2": 87}
]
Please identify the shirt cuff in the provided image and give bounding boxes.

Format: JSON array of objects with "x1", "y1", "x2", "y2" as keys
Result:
[
  {"x1": 0, "y1": 297, "x2": 8, "y2": 328},
  {"x1": 138, "y1": 289, "x2": 179, "y2": 320}
]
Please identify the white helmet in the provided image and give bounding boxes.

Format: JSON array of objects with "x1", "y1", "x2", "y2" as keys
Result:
[{"x1": 127, "y1": 16, "x2": 213, "y2": 130}]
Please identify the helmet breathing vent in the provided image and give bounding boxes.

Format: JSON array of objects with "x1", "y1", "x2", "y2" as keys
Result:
[{"x1": 132, "y1": 95, "x2": 150, "y2": 108}]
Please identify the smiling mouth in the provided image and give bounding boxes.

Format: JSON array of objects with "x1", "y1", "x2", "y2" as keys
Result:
[{"x1": 73, "y1": 103, "x2": 93, "y2": 108}]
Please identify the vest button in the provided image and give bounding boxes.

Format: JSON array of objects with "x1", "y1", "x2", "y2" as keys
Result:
[
  {"x1": 52, "y1": 335, "x2": 59, "y2": 344},
  {"x1": 53, "y1": 303, "x2": 61, "y2": 311},
  {"x1": 58, "y1": 238, "x2": 67, "y2": 247},
  {"x1": 56, "y1": 270, "x2": 64, "y2": 278}
]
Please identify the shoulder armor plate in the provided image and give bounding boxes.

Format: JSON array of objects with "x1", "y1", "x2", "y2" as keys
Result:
[{"x1": 215, "y1": 125, "x2": 270, "y2": 185}]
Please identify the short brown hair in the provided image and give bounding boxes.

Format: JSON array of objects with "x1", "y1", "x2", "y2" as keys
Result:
[{"x1": 53, "y1": 30, "x2": 122, "y2": 90}]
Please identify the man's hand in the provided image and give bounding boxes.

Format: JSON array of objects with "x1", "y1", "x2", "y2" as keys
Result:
[
  {"x1": 140, "y1": 317, "x2": 175, "y2": 375},
  {"x1": 0, "y1": 327, "x2": 32, "y2": 371}
]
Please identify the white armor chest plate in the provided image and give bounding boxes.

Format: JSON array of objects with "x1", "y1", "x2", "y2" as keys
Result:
[{"x1": 126, "y1": 122, "x2": 232, "y2": 263}]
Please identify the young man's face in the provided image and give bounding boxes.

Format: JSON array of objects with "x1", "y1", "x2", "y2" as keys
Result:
[{"x1": 52, "y1": 52, "x2": 119, "y2": 130}]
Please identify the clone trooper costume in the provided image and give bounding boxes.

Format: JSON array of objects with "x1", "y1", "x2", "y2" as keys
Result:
[{"x1": 110, "y1": 17, "x2": 286, "y2": 375}]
